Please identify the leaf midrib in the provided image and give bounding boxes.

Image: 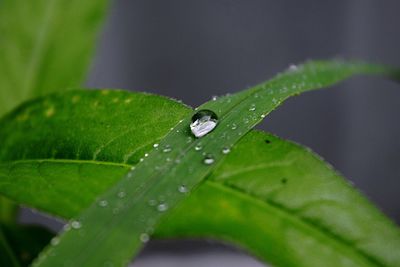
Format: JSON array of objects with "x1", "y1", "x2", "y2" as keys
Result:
[
  {"x1": 1, "y1": 158, "x2": 382, "y2": 266},
  {"x1": 211, "y1": 181, "x2": 383, "y2": 267}
]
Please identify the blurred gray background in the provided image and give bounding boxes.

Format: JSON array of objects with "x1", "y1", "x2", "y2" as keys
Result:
[{"x1": 23, "y1": 0, "x2": 400, "y2": 266}]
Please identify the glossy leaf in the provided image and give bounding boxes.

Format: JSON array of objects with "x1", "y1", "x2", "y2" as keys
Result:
[
  {"x1": 1, "y1": 87, "x2": 399, "y2": 266},
  {"x1": 30, "y1": 60, "x2": 399, "y2": 267}
]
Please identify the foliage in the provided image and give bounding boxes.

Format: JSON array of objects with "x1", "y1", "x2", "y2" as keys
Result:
[{"x1": 0, "y1": 1, "x2": 399, "y2": 267}]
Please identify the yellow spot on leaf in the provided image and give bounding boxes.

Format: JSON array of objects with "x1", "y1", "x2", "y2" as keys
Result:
[
  {"x1": 72, "y1": 95, "x2": 81, "y2": 103},
  {"x1": 17, "y1": 113, "x2": 29, "y2": 121},
  {"x1": 45, "y1": 106, "x2": 55, "y2": 117},
  {"x1": 125, "y1": 98, "x2": 133, "y2": 104}
]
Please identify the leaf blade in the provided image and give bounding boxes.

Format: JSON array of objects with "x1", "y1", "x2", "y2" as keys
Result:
[
  {"x1": 0, "y1": 0, "x2": 109, "y2": 116},
  {"x1": 16, "y1": 61, "x2": 400, "y2": 266},
  {"x1": 0, "y1": 82, "x2": 395, "y2": 266}
]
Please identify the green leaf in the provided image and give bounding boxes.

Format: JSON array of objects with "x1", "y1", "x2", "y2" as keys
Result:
[
  {"x1": 0, "y1": 0, "x2": 109, "y2": 117},
  {"x1": 0, "y1": 224, "x2": 21, "y2": 267},
  {"x1": 1, "y1": 132, "x2": 400, "y2": 267},
  {"x1": 1, "y1": 80, "x2": 400, "y2": 266},
  {"x1": 1, "y1": 224, "x2": 54, "y2": 267},
  {"x1": 28, "y1": 60, "x2": 398, "y2": 267}
]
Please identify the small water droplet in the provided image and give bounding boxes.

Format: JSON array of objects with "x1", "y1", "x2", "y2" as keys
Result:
[
  {"x1": 288, "y1": 64, "x2": 298, "y2": 71},
  {"x1": 50, "y1": 237, "x2": 60, "y2": 246},
  {"x1": 140, "y1": 233, "x2": 150, "y2": 243},
  {"x1": 98, "y1": 200, "x2": 108, "y2": 207},
  {"x1": 249, "y1": 104, "x2": 256, "y2": 111},
  {"x1": 144, "y1": 153, "x2": 149, "y2": 157},
  {"x1": 211, "y1": 95, "x2": 218, "y2": 101},
  {"x1": 148, "y1": 199, "x2": 157, "y2": 206},
  {"x1": 222, "y1": 147, "x2": 231, "y2": 154},
  {"x1": 139, "y1": 158, "x2": 144, "y2": 162},
  {"x1": 178, "y1": 184, "x2": 188, "y2": 193},
  {"x1": 203, "y1": 154, "x2": 215, "y2": 165},
  {"x1": 195, "y1": 144, "x2": 202, "y2": 151},
  {"x1": 153, "y1": 143, "x2": 159, "y2": 148},
  {"x1": 71, "y1": 220, "x2": 81, "y2": 229},
  {"x1": 260, "y1": 114, "x2": 266, "y2": 118},
  {"x1": 157, "y1": 203, "x2": 168, "y2": 212},
  {"x1": 163, "y1": 145, "x2": 172, "y2": 153},
  {"x1": 190, "y1": 110, "x2": 218, "y2": 138},
  {"x1": 117, "y1": 191, "x2": 126, "y2": 198},
  {"x1": 231, "y1": 123, "x2": 237, "y2": 130},
  {"x1": 112, "y1": 208, "x2": 120, "y2": 215},
  {"x1": 63, "y1": 224, "x2": 71, "y2": 232}
]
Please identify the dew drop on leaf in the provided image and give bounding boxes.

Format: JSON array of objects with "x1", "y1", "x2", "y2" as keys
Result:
[
  {"x1": 195, "y1": 144, "x2": 202, "y2": 151},
  {"x1": 71, "y1": 220, "x2": 82, "y2": 229},
  {"x1": 148, "y1": 199, "x2": 157, "y2": 206},
  {"x1": 288, "y1": 64, "x2": 298, "y2": 71},
  {"x1": 98, "y1": 200, "x2": 108, "y2": 207},
  {"x1": 140, "y1": 233, "x2": 150, "y2": 243},
  {"x1": 50, "y1": 237, "x2": 60, "y2": 246},
  {"x1": 178, "y1": 184, "x2": 188, "y2": 193},
  {"x1": 163, "y1": 145, "x2": 172, "y2": 153},
  {"x1": 190, "y1": 110, "x2": 218, "y2": 138},
  {"x1": 157, "y1": 203, "x2": 168, "y2": 212},
  {"x1": 222, "y1": 147, "x2": 231, "y2": 154},
  {"x1": 249, "y1": 104, "x2": 256, "y2": 111},
  {"x1": 203, "y1": 154, "x2": 215, "y2": 165},
  {"x1": 117, "y1": 191, "x2": 126, "y2": 198},
  {"x1": 153, "y1": 143, "x2": 159, "y2": 148}
]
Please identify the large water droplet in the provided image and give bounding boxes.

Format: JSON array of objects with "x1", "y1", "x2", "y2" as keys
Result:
[
  {"x1": 190, "y1": 110, "x2": 218, "y2": 138},
  {"x1": 203, "y1": 154, "x2": 215, "y2": 165}
]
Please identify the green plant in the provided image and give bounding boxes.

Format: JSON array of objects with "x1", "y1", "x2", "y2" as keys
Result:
[{"x1": 0, "y1": 1, "x2": 399, "y2": 267}]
